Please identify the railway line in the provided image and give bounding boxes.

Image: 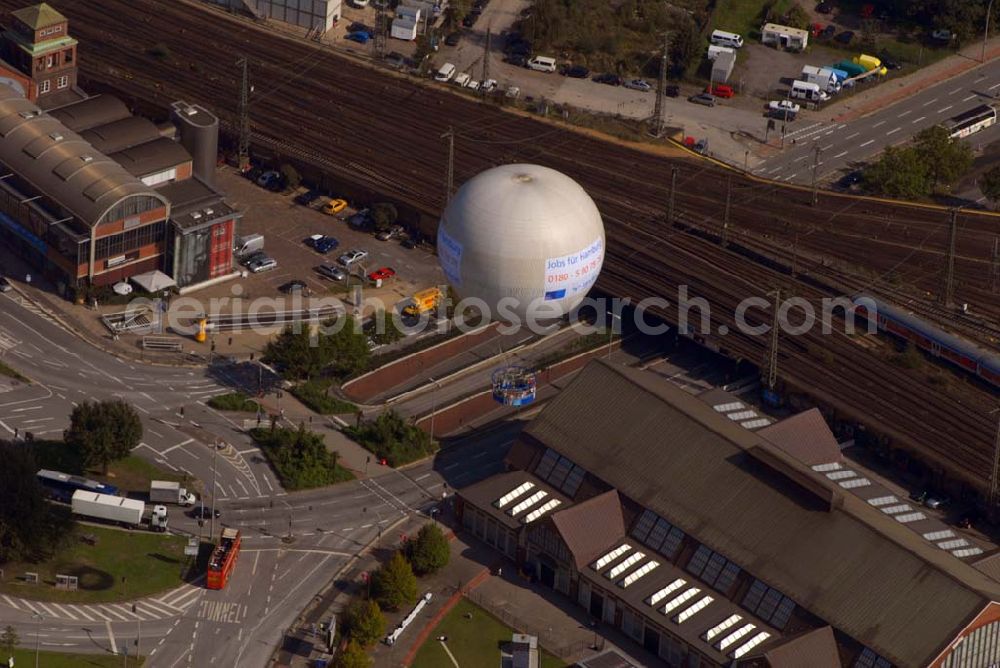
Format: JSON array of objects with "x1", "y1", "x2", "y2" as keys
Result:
[{"x1": 16, "y1": 0, "x2": 1000, "y2": 491}]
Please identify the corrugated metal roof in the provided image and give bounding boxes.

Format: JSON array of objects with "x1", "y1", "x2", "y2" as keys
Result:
[
  {"x1": 549, "y1": 490, "x2": 623, "y2": 570},
  {"x1": 0, "y1": 86, "x2": 165, "y2": 229},
  {"x1": 109, "y1": 136, "x2": 190, "y2": 178},
  {"x1": 48, "y1": 94, "x2": 130, "y2": 132},
  {"x1": 758, "y1": 408, "x2": 842, "y2": 467},
  {"x1": 523, "y1": 360, "x2": 998, "y2": 667},
  {"x1": 80, "y1": 116, "x2": 161, "y2": 155}
]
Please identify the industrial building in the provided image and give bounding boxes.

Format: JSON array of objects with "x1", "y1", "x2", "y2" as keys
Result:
[
  {"x1": 0, "y1": 3, "x2": 84, "y2": 108},
  {"x1": 457, "y1": 360, "x2": 1000, "y2": 667},
  {"x1": 0, "y1": 3, "x2": 240, "y2": 293},
  {"x1": 203, "y1": 0, "x2": 342, "y2": 33}
]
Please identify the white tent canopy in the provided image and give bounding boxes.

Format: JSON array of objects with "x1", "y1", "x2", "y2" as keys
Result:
[{"x1": 130, "y1": 270, "x2": 176, "y2": 293}]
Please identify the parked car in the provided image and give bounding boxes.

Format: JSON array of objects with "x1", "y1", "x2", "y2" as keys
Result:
[
  {"x1": 810, "y1": 23, "x2": 824, "y2": 38},
  {"x1": 306, "y1": 234, "x2": 339, "y2": 254},
  {"x1": 316, "y1": 264, "x2": 347, "y2": 281},
  {"x1": 505, "y1": 85, "x2": 521, "y2": 99},
  {"x1": 931, "y1": 29, "x2": 954, "y2": 42},
  {"x1": 322, "y1": 198, "x2": 348, "y2": 215},
  {"x1": 467, "y1": 80, "x2": 481, "y2": 91},
  {"x1": 454, "y1": 72, "x2": 471, "y2": 87},
  {"x1": 401, "y1": 237, "x2": 418, "y2": 250},
  {"x1": 190, "y1": 506, "x2": 221, "y2": 519},
  {"x1": 925, "y1": 494, "x2": 951, "y2": 510},
  {"x1": 295, "y1": 190, "x2": 321, "y2": 206},
  {"x1": 688, "y1": 93, "x2": 716, "y2": 107},
  {"x1": 504, "y1": 54, "x2": 528, "y2": 67},
  {"x1": 461, "y1": 13, "x2": 477, "y2": 28},
  {"x1": 256, "y1": 170, "x2": 280, "y2": 187},
  {"x1": 821, "y1": 25, "x2": 836, "y2": 39},
  {"x1": 375, "y1": 225, "x2": 404, "y2": 241},
  {"x1": 835, "y1": 30, "x2": 854, "y2": 44},
  {"x1": 768, "y1": 100, "x2": 800, "y2": 115},
  {"x1": 507, "y1": 41, "x2": 532, "y2": 57},
  {"x1": 561, "y1": 64, "x2": 589, "y2": 78},
  {"x1": 445, "y1": 32, "x2": 461, "y2": 47},
  {"x1": 624, "y1": 79, "x2": 652, "y2": 92},
  {"x1": 248, "y1": 257, "x2": 278, "y2": 273},
  {"x1": 338, "y1": 249, "x2": 369, "y2": 266},
  {"x1": 837, "y1": 170, "x2": 863, "y2": 189},
  {"x1": 280, "y1": 280, "x2": 308, "y2": 294},
  {"x1": 816, "y1": 1, "x2": 833, "y2": 13},
  {"x1": 349, "y1": 209, "x2": 372, "y2": 229},
  {"x1": 0, "y1": 277, "x2": 10, "y2": 293},
  {"x1": 367, "y1": 267, "x2": 396, "y2": 282},
  {"x1": 593, "y1": 72, "x2": 623, "y2": 86},
  {"x1": 664, "y1": 84, "x2": 679, "y2": 97},
  {"x1": 706, "y1": 84, "x2": 734, "y2": 98},
  {"x1": 385, "y1": 52, "x2": 406, "y2": 69},
  {"x1": 240, "y1": 250, "x2": 268, "y2": 267},
  {"x1": 346, "y1": 31, "x2": 371, "y2": 44},
  {"x1": 878, "y1": 52, "x2": 902, "y2": 70},
  {"x1": 482, "y1": 79, "x2": 498, "y2": 92}
]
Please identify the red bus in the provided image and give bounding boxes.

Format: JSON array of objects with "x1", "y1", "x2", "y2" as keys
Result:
[{"x1": 207, "y1": 528, "x2": 241, "y2": 590}]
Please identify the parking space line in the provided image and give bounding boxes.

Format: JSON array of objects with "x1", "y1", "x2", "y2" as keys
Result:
[
  {"x1": 963, "y1": 94, "x2": 978, "y2": 101},
  {"x1": 859, "y1": 139, "x2": 875, "y2": 148},
  {"x1": 872, "y1": 120, "x2": 886, "y2": 128},
  {"x1": 911, "y1": 116, "x2": 926, "y2": 123},
  {"x1": 886, "y1": 127, "x2": 901, "y2": 135}
]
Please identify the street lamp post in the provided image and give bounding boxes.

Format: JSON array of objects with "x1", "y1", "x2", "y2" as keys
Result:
[
  {"x1": 32, "y1": 611, "x2": 43, "y2": 668},
  {"x1": 133, "y1": 603, "x2": 141, "y2": 668},
  {"x1": 210, "y1": 444, "x2": 218, "y2": 541},
  {"x1": 986, "y1": 0, "x2": 996, "y2": 64}
]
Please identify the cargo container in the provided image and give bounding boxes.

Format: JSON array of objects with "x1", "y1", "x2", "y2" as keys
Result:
[{"x1": 71, "y1": 491, "x2": 168, "y2": 531}]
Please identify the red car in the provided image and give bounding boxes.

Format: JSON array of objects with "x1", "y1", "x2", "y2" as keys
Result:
[
  {"x1": 705, "y1": 84, "x2": 734, "y2": 98},
  {"x1": 367, "y1": 267, "x2": 396, "y2": 282},
  {"x1": 811, "y1": 23, "x2": 824, "y2": 37}
]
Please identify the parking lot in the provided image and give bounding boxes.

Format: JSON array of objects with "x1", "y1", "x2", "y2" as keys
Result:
[{"x1": 212, "y1": 167, "x2": 446, "y2": 316}]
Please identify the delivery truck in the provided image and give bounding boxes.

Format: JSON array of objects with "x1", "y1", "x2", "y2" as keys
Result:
[
  {"x1": 71, "y1": 490, "x2": 168, "y2": 531},
  {"x1": 150, "y1": 480, "x2": 197, "y2": 506}
]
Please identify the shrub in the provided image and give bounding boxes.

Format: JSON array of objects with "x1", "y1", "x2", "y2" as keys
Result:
[
  {"x1": 249, "y1": 425, "x2": 353, "y2": 490},
  {"x1": 372, "y1": 551, "x2": 417, "y2": 610},
  {"x1": 345, "y1": 599, "x2": 385, "y2": 647},
  {"x1": 291, "y1": 379, "x2": 358, "y2": 415},
  {"x1": 406, "y1": 523, "x2": 450, "y2": 575},
  {"x1": 345, "y1": 410, "x2": 437, "y2": 467},
  {"x1": 207, "y1": 392, "x2": 260, "y2": 412}
]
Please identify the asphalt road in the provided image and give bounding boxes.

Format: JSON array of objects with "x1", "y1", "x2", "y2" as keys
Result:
[
  {"x1": 754, "y1": 59, "x2": 1000, "y2": 184},
  {"x1": 0, "y1": 289, "x2": 516, "y2": 667}
]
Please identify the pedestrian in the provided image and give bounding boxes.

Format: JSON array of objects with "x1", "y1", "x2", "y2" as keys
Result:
[
  {"x1": 24, "y1": 273, "x2": 31, "y2": 284},
  {"x1": 13, "y1": 428, "x2": 18, "y2": 439}
]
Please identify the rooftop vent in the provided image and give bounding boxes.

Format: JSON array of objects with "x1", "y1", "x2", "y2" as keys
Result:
[
  {"x1": 17, "y1": 111, "x2": 35, "y2": 119},
  {"x1": 80, "y1": 155, "x2": 93, "y2": 163},
  {"x1": 204, "y1": 208, "x2": 214, "y2": 216},
  {"x1": 49, "y1": 132, "x2": 63, "y2": 141},
  {"x1": 191, "y1": 211, "x2": 202, "y2": 220}
]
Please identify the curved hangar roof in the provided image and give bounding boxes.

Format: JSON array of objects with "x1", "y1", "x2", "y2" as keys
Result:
[{"x1": 0, "y1": 85, "x2": 166, "y2": 228}]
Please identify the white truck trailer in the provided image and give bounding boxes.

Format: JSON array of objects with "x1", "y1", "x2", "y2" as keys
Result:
[
  {"x1": 150, "y1": 480, "x2": 197, "y2": 506},
  {"x1": 71, "y1": 490, "x2": 168, "y2": 531}
]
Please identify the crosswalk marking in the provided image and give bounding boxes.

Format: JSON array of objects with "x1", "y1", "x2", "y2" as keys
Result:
[
  {"x1": 85, "y1": 606, "x2": 112, "y2": 621},
  {"x1": 50, "y1": 603, "x2": 77, "y2": 620},
  {"x1": 69, "y1": 604, "x2": 96, "y2": 622},
  {"x1": 2, "y1": 595, "x2": 19, "y2": 609},
  {"x1": 99, "y1": 605, "x2": 130, "y2": 621},
  {"x1": 11, "y1": 295, "x2": 56, "y2": 323}
]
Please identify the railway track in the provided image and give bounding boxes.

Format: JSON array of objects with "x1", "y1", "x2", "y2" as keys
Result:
[{"x1": 18, "y1": 0, "x2": 1000, "y2": 491}]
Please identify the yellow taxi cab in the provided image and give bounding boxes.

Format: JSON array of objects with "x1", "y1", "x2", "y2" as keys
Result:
[{"x1": 322, "y1": 198, "x2": 348, "y2": 215}]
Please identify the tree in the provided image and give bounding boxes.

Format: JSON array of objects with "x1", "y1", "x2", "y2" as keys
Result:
[
  {"x1": 863, "y1": 146, "x2": 930, "y2": 199},
  {"x1": 280, "y1": 164, "x2": 301, "y2": 190},
  {"x1": 345, "y1": 409, "x2": 437, "y2": 467},
  {"x1": 333, "y1": 640, "x2": 372, "y2": 668},
  {"x1": 0, "y1": 441, "x2": 71, "y2": 563},
  {"x1": 668, "y1": 17, "x2": 699, "y2": 76},
  {"x1": 979, "y1": 165, "x2": 1000, "y2": 206},
  {"x1": 368, "y1": 310, "x2": 404, "y2": 346},
  {"x1": 325, "y1": 317, "x2": 372, "y2": 379},
  {"x1": 372, "y1": 551, "x2": 417, "y2": 610},
  {"x1": 0, "y1": 625, "x2": 18, "y2": 658},
  {"x1": 407, "y1": 523, "x2": 450, "y2": 575},
  {"x1": 65, "y1": 400, "x2": 142, "y2": 474},
  {"x1": 370, "y1": 203, "x2": 398, "y2": 233},
  {"x1": 346, "y1": 599, "x2": 385, "y2": 647},
  {"x1": 264, "y1": 325, "x2": 329, "y2": 380},
  {"x1": 913, "y1": 125, "x2": 973, "y2": 190},
  {"x1": 781, "y1": 4, "x2": 810, "y2": 30}
]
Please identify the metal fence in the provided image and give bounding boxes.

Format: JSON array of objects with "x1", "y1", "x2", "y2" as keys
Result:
[{"x1": 464, "y1": 589, "x2": 599, "y2": 660}]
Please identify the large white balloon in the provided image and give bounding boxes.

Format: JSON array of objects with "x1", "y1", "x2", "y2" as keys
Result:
[{"x1": 437, "y1": 164, "x2": 605, "y2": 323}]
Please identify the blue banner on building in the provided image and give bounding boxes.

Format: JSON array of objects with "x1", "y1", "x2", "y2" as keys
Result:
[{"x1": 0, "y1": 210, "x2": 46, "y2": 254}]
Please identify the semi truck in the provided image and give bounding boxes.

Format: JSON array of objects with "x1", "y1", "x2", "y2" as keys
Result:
[
  {"x1": 150, "y1": 480, "x2": 197, "y2": 506},
  {"x1": 71, "y1": 490, "x2": 169, "y2": 531}
]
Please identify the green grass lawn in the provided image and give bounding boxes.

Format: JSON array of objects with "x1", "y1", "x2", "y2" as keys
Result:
[
  {"x1": 207, "y1": 392, "x2": 260, "y2": 412},
  {"x1": 290, "y1": 379, "x2": 358, "y2": 415},
  {"x1": 411, "y1": 599, "x2": 565, "y2": 668},
  {"x1": 0, "y1": 524, "x2": 187, "y2": 603},
  {"x1": 1, "y1": 648, "x2": 143, "y2": 667},
  {"x1": 709, "y1": 0, "x2": 794, "y2": 39},
  {"x1": 29, "y1": 440, "x2": 186, "y2": 495}
]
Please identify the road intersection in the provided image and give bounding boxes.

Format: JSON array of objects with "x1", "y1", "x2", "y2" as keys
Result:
[{"x1": 0, "y1": 288, "x2": 514, "y2": 667}]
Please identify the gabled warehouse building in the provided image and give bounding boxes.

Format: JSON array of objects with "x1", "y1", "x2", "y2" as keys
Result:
[{"x1": 458, "y1": 360, "x2": 1000, "y2": 667}]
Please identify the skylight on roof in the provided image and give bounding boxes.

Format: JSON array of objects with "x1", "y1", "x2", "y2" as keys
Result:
[
  {"x1": 825, "y1": 470, "x2": 856, "y2": 480},
  {"x1": 713, "y1": 401, "x2": 744, "y2": 412},
  {"x1": 495, "y1": 481, "x2": 534, "y2": 509},
  {"x1": 728, "y1": 410, "x2": 757, "y2": 421},
  {"x1": 839, "y1": 478, "x2": 871, "y2": 489},
  {"x1": 704, "y1": 614, "x2": 742, "y2": 641},
  {"x1": 593, "y1": 544, "x2": 630, "y2": 570},
  {"x1": 620, "y1": 560, "x2": 658, "y2": 588},
  {"x1": 509, "y1": 490, "x2": 547, "y2": 516},
  {"x1": 923, "y1": 529, "x2": 955, "y2": 541},
  {"x1": 648, "y1": 579, "x2": 685, "y2": 606},
  {"x1": 674, "y1": 595, "x2": 713, "y2": 624},
  {"x1": 731, "y1": 631, "x2": 771, "y2": 658},
  {"x1": 880, "y1": 504, "x2": 910, "y2": 514},
  {"x1": 953, "y1": 547, "x2": 984, "y2": 558},
  {"x1": 607, "y1": 552, "x2": 644, "y2": 579},
  {"x1": 716, "y1": 623, "x2": 756, "y2": 650},
  {"x1": 894, "y1": 512, "x2": 926, "y2": 523},
  {"x1": 661, "y1": 588, "x2": 700, "y2": 615},
  {"x1": 867, "y1": 495, "x2": 898, "y2": 506},
  {"x1": 524, "y1": 498, "x2": 560, "y2": 523},
  {"x1": 937, "y1": 538, "x2": 970, "y2": 550},
  {"x1": 812, "y1": 462, "x2": 842, "y2": 472},
  {"x1": 741, "y1": 418, "x2": 771, "y2": 429}
]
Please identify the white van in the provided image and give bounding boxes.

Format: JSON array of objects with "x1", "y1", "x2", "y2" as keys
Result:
[
  {"x1": 434, "y1": 62, "x2": 456, "y2": 82},
  {"x1": 710, "y1": 29, "x2": 744, "y2": 49},
  {"x1": 527, "y1": 56, "x2": 557, "y2": 73},
  {"x1": 234, "y1": 234, "x2": 264, "y2": 257},
  {"x1": 790, "y1": 80, "x2": 829, "y2": 102},
  {"x1": 454, "y1": 72, "x2": 471, "y2": 87}
]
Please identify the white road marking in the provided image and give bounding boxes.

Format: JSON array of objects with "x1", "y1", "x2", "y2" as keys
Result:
[
  {"x1": 990, "y1": 83, "x2": 1000, "y2": 90},
  {"x1": 886, "y1": 127, "x2": 901, "y2": 135},
  {"x1": 922, "y1": 97, "x2": 938, "y2": 106},
  {"x1": 963, "y1": 94, "x2": 978, "y2": 101},
  {"x1": 911, "y1": 116, "x2": 926, "y2": 123},
  {"x1": 859, "y1": 139, "x2": 875, "y2": 147},
  {"x1": 1, "y1": 595, "x2": 18, "y2": 609},
  {"x1": 106, "y1": 621, "x2": 116, "y2": 656},
  {"x1": 50, "y1": 603, "x2": 77, "y2": 620},
  {"x1": 837, "y1": 124, "x2": 847, "y2": 129},
  {"x1": 872, "y1": 120, "x2": 886, "y2": 128},
  {"x1": 0, "y1": 420, "x2": 12, "y2": 434},
  {"x1": 898, "y1": 110, "x2": 911, "y2": 117},
  {"x1": 949, "y1": 87, "x2": 962, "y2": 94},
  {"x1": 821, "y1": 144, "x2": 834, "y2": 150},
  {"x1": 792, "y1": 155, "x2": 808, "y2": 162},
  {"x1": 834, "y1": 151, "x2": 848, "y2": 158},
  {"x1": 938, "y1": 105, "x2": 953, "y2": 113}
]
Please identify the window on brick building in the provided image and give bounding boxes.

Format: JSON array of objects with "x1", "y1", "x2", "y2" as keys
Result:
[
  {"x1": 45, "y1": 55, "x2": 52, "y2": 68},
  {"x1": 64, "y1": 50, "x2": 72, "y2": 63},
  {"x1": 57, "y1": 76, "x2": 67, "y2": 89},
  {"x1": 40, "y1": 80, "x2": 50, "y2": 93}
]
